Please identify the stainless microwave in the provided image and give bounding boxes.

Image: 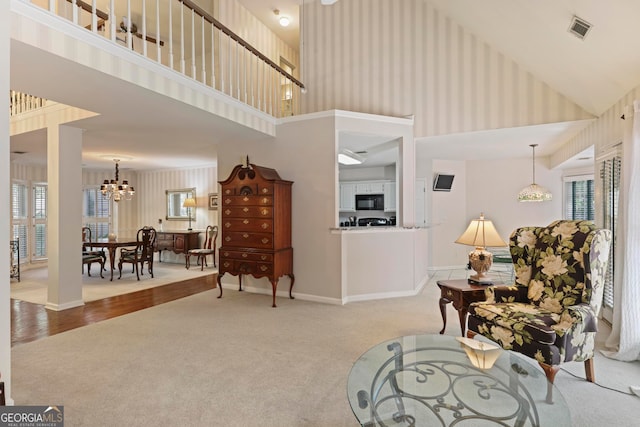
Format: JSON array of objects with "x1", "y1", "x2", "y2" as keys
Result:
[{"x1": 355, "y1": 194, "x2": 384, "y2": 210}]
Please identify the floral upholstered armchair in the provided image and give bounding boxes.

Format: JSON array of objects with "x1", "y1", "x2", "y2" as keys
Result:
[{"x1": 466, "y1": 220, "x2": 611, "y2": 402}]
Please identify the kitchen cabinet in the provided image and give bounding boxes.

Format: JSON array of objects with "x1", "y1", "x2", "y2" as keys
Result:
[
  {"x1": 340, "y1": 183, "x2": 356, "y2": 211},
  {"x1": 355, "y1": 182, "x2": 385, "y2": 194},
  {"x1": 384, "y1": 182, "x2": 396, "y2": 212},
  {"x1": 217, "y1": 163, "x2": 294, "y2": 307}
]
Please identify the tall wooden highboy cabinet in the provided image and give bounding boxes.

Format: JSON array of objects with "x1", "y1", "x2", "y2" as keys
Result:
[{"x1": 217, "y1": 163, "x2": 294, "y2": 307}]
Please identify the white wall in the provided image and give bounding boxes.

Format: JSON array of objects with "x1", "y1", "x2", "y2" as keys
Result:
[
  {"x1": 417, "y1": 154, "x2": 563, "y2": 268},
  {"x1": 428, "y1": 159, "x2": 467, "y2": 267},
  {"x1": 217, "y1": 114, "x2": 342, "y2": 301}
]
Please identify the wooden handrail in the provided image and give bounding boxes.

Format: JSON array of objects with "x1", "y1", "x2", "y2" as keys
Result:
[
  {"x1": 179, "y1": 0, "x2": 305, "y2": 90},
  {"x1": 65, "y1": 0, "x2": 109, "y2": 21}
]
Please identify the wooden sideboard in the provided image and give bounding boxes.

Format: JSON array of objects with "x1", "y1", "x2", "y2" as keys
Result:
[
  {"x1": 217, "y1": 163, "x2": 294, "y2": 307},
  {"x1": 155, "y1": 230, "x2": 201, "y2": 262}
]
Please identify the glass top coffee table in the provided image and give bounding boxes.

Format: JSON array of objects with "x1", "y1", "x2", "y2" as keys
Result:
[{"x1": 347, "y1": 334, "x2": 570, "y2": 426}]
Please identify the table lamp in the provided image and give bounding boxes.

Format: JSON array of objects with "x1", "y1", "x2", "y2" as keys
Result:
[
  {"x1": 455, "y1": 213, "x2": 507, "y2": 284},
  {"x1": 183, "y1": 197, "x2": 196, "y2": 230}
]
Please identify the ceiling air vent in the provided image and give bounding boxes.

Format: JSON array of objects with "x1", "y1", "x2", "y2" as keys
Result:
[{"x1": 569, "y1": 16, "x2": 592, "y2": 40}]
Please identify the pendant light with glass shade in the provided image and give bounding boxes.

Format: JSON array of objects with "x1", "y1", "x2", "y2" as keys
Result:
[{"x1": 518, "y1": 144, "x2": 552, "y2": 202}]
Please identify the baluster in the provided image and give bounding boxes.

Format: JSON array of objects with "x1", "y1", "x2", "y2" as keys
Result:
[
  {"x1": 211, "y1": 20, "x2": 216, "y2": 88},
  {"x1": 191, "y1": 8, "x2": 196, "y2": 78},
  {"x1": 142, "y1": 0, "x2": 147, "y2": 57},
  {"x1": 180, "y1": 3, "x2": 185, "y2": 74},
  {"x1": 156, "y1": 0, "x2": 161, "y2": 63},
  {"x1": 228, "y1": 34, "x2": 232, "y2": 95},
  {"x1": 201, "y1": 15, "x2": 206, "y2": 84},
  {"x1": 72, "y1": 0, "x2": 78, "y2": 25},
  {"x1": 168, "y1": 0, "x2": 174, "y2": 69},
  {"x1": 91, "y1": 0, "x2": 97, "y2": 32},
  {"x1": 109, "y1": 0, "x2": 116, "y2": 43},
  {"x1": 237, "y1": 41, "x2": 241, "y2": 100},
  {"x1": 126, "y1": 0, "x2": 132, "y2": 51}
]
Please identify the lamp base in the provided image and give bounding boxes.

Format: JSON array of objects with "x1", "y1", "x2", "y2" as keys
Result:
[
  {"x1": 468, "y1": 275, "x2": 494, "y2": 285},
  {"x1": 468, "y1": 248, "x2": 494, "y2": 285}
]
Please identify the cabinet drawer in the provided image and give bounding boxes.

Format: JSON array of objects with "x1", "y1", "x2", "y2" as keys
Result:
[
  {"x1": 222, "y1": 195, "x2": 273, "y2": 206},
  {"x1": 222, "y1": 206, "x2": 273, "y2": 218},
  {"x1": 222, "y1": 184, "x2": 274, "y2": 196},
  {"x1": 222, "y1": 218, "x2": 272, "y2": 233},
  {"x1": 220, "y1": 250, "x2": 273, "y2": 262},
  {"x1": 219, "y1": 259, "x2": 273, "y2": 276},
  {"x1": 222, "y1": 232, "x2": 273, "y2": 249}
]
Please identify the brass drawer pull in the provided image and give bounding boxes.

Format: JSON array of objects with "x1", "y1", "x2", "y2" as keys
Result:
[
  {"x1": 243, "y1": 196, "x2": 249, "y2": 202},
  {"x1": 223, "y1": 252, "x2": 229, "y2": 256},
  {"x1": 223, "y1": 262, "x2": 230, "y2": 268},
  {"x1": 243, "y1": 207, "x2": 249, "y2": 213},
  {"x1": 261, "y1": 255, "x2": 267, "y2": 260},
  {"x1": 261, "y1": 238, "x2": 269, "y2": 244},
  {"x1": 225, "y1": 209, "x2": 231, "y2": 215},
  {"x1": 225, "y1": 236, "x2": 231, "y2": 242},
  {"x1": 242, "y1": 253, "x2": 248, "y2": 258},
  {"x1": 261, "y1": 209, "x2": 268, "y2": 215},
  {"x1": 225, "y1": 198, "x2": 231, "y2": 204},
  {"x1": 225, "y1": 189, "x2": 231, "y2": 195},
  {"x1": 262, "y1": 188, "x2": 269, "y2": 193},
  {"x1": 260, "y1": 265, "x2": 268, "y2": 272},
  {"x1": 262, "y1": 197, "x2": 269, "y2": 204},
  {"x1": 261, "y1": 223, "x2": 268, "y2": 229},
  {"x1": 243, "y1": 233, "x2": 249, "y2": 238},
  {"x1": 225, "y1": 222, "x2": 231, "y2": 228},
  {"x1": 243, "y1": 219, "x2": 250, "y2": 225}
]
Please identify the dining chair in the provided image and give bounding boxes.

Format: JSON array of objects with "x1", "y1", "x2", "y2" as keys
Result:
[
  {"x1": 185, "y1": 225, "x2": 218, "y2": 270},
  {"x1": 82, "y1": 226, "x2": 106, "y2": 278},
  {"x1": 118, "y1": 226, "x2": 156, "y2": 281}
]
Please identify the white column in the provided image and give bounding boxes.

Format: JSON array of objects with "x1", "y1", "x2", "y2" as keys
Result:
[
  {"x1": 46, "y1": 124, "x2": 84, "y2": 310},
  {"x1": 0, "y1": 0, "x2": 12, "y2": 405}
]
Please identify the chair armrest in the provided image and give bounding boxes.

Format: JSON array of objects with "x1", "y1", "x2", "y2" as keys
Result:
[
  {"x1": 485, "y1": 284, "x2": 529, "y2": 303},
  {"x1": 564, "y1": 304, "x2": 598, "y2": 333}
]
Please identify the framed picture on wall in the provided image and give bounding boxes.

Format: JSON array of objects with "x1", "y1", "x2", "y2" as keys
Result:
[{"x1": 209, "y1": 193, "x2": 218, "y2": 210}]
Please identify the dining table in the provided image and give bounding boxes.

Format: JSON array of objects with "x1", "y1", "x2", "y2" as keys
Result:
[{"x1": 83, "y1": 237, "x2": 138, "y2": 281}]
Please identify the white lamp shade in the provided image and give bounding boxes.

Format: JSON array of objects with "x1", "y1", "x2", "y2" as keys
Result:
[{"x1": 455, "y1": 214, "x2": 507, "y2": 248}]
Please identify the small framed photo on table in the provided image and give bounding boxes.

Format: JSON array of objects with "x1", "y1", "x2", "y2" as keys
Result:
[{"x1": 208, "y1": 193, "x2": 218, "y2": 210}]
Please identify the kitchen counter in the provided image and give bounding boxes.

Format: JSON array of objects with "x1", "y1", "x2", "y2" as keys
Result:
[{"x1": 330, "y1": 225, "x2": 433, "y2": 234}]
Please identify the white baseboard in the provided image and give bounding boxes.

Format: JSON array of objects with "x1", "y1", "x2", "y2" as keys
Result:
[
  {"x1": 45, "y1": 299, "x2": 85, "y2": 311},
  {"x1": 218, "y1": 283, "x2": 343, "y2": 305}
]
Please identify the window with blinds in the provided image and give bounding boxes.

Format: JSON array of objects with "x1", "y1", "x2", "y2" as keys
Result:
[
  {"x1": 83, "y1": 187, "x2": 111, "y2": 239},
  {"x1": 11, "y1": 182, "x2": 28, "y2": 261},
  {"x1": 600, "y1": 156, "x2": 621, "y2": 310},
  {"x1": 33, "y1": 183, "x2": 47, "y2": 259},
  {"x1": 564, "y1": 176, "x2": 594, "y2": 220}
]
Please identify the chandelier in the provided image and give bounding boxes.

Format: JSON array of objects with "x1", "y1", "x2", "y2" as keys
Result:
[
  {"x1": 517, "y1": 144, "x2": 552, "y2": 202},
  {"x1": 101, "y1": 159, "x2": 135, "y2": 202}
]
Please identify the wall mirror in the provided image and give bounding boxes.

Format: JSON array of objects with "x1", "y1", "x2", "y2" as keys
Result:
[{"x1": 166, "y1": 188, "x2": 196, "y2": 220}]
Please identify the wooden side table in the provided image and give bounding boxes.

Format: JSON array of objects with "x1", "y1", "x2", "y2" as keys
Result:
[{"x1": 437, "y1": 279, "x2": 500, "y2": 336}]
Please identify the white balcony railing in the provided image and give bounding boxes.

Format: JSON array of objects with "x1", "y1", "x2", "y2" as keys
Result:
[
  {"x1": 28, "y1": 0, "x2": 305, "y2": 118},
  {"x1": 10, "y1": 90, "x2": 47, "y2": 116}
]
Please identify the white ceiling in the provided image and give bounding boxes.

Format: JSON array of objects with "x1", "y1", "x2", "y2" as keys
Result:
[{"x1": 12, "y1": 0, "x2": 640, "y2": 171}]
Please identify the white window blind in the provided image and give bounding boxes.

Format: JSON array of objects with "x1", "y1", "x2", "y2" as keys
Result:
[
  {"x1": 83, "y1": 187, "x2": 111, "y2": 239},
  {"x1": 33, "y1": 183, "x2": 47, "y2": 259},
  {"x1": 11, "y1": 182, "x2": 28, "y2": 261},
  {"x1": 600, "y1": 156, "x2": 621, "y2": 310}
]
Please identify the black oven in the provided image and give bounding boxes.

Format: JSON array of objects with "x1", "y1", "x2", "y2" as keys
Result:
[{"x1": 355, "y1": 194, "x2": 384, "y2": 210}]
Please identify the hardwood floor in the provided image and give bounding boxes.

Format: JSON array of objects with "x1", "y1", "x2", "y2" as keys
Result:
[{"x1": 11, "y1": 274, "x2": 217, "y2": 347}]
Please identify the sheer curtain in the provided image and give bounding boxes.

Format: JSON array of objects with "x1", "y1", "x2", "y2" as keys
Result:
[{"x1": 604, "y1": 101, "x2": 640, "y2": 361}]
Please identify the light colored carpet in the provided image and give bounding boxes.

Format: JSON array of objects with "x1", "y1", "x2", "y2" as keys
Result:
[
  {"x1": 11, "y1": 262, "x2": 216, "y2": 305},
  {"x1": 10, "y1": 269, "x2": 640, "y2": 426}
]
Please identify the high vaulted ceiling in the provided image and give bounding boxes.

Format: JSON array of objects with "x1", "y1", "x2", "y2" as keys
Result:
[{"x1": 11, "y1": 0, "x2": 640, "y2": 170}]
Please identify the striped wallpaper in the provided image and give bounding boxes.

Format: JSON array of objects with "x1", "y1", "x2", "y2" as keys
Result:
[
  {"x1": 300, "y1": 0, "x2": 593, "y2": 138},
  {"x1": 550, "y1": 84, "x2": 640, "y2": 168},
  {"x1": 218, "y1": 0, "x2": 299, "y2": 78}
]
